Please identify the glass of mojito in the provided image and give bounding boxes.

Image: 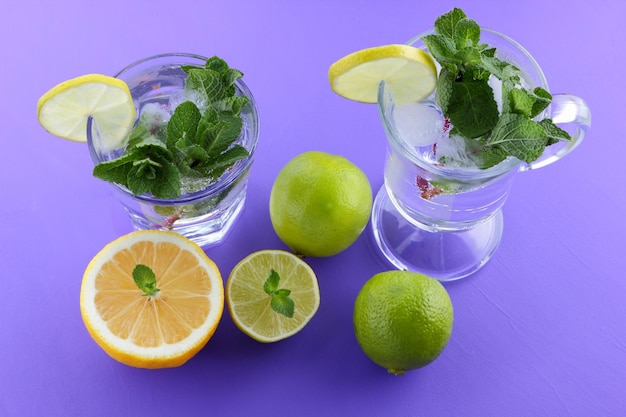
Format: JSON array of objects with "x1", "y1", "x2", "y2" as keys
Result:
[
  {"x1": 87, "y1": 53, "x2": 260, "y2": 248},
  {"x1": 371, "y1": 10, "x2": 591, "y2": 281}
]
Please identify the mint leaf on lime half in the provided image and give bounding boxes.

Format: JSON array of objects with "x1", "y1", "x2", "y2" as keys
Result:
[{"x1": 263, "y1": 269, "x2": 295, "y2": 318}]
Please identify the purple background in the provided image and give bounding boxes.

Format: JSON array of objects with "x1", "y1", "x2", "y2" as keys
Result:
[{"x1": 2, "y1": 0, "x2": 624, "y2": 416}]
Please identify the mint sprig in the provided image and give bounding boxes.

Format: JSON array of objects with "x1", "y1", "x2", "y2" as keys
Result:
[
  {"x1": 132, "y1": 264, "x2": 160, "y2": 297},
  {"x1": 263, "y1": 269, "x2": 295, "y2": 318},
  {"x1": 423, "y1": 8, "x2": 570, "y2": 169},
  {"x1": 93, "y1": 56, "x2": 250, "y2": 198}
]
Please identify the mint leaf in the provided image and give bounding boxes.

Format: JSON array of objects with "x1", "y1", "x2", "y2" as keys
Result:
[
  {"x1": 176, "y1": 143, "x2": 209, "y2": 165},
  {"x1": 184, "y1": 68, "x2": 225, "y2": 102},
  {"x1": 539, "y1": 119, "x2": 571, "y2": 145},
  {"x1": 96, "y1": 139, "x2": 181, "y2": 199},
  {"x1": 476, "y1": 55, "x2": 508, "y2": 81},
  {"x1": 454, "y1": 18, "x2": 480, "y2": 49},
  {"x1": 506, "y1": 87, "x2": 552, "y2": 118},
  {"x1": 271, "y1": 294, "x2": 295, "y2": 318},
  {"x1": 92, "y1": 142, "x2": 175, "y2": 199},
  {"x1": 508, "y1": 88, "x2": 535, "y2": 116},
  {"x1": 204, "y1": 56, "x2": 231, "y2": 73},
  {"x1": 486, "y1": 113, "x2": 548, "y2": 162},
  {"x1": 263, "y1": 269, "x2": 280, "y2": 294},
  {"x1": 436, "y1": 68, "x2": 499, "y2": 138},
  {"x1": 477, "y1": 145, "x2": 508, "y2": 169},
  {"x1": 214, "y1": 95, "x2": 250, "y2": 114},
  {"x1": 202, "y1": 145, "x2": 249, "y2": 181},
  {"x1": 166, "y1": 101, "x2": 201, "y2": 149},
  {"x1": 422, "y1": 34, "x2": 458, "y2": 71},
  {"x1": 128, "y1": 155, "x2": 181, "y2": 198},
  {"x1": 263, "y1": 269, "x2": 295, "y2": 318},
  {"x1": 206, "y1": 56, "x2": 244, "y2": 93},
  {"x1": 434, "y1": 7, "x2": 467, "y2": 39},
  {"x1": 132, "y1": 264, "x2": 159, "y2": 296},
  {"x1": 196, "y1": 108, "x2": 243, "y2": 155},
  {"x1": 92, "y1": 152, "x2": 136, "y2": 185},
  {"x1": 454, "y1": 46, "x2": 482, "y2": 67},
  {"x1": 530, "y1": 87, "x2": 552, "y2": 118},
  {"x1": 499, "y1": 66, "x2": 521, "y2": 116}
]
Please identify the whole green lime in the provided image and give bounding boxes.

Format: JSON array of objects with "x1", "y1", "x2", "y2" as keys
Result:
[
  {"x1": 353, "y1": 270, "x2": 454, "y2": 375},
  {"x1": 269, "y1": 151, "x2": 372, "y2": 257}
]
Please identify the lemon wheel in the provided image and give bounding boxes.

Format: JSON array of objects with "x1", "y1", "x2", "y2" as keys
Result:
[
  {"x1": 37, "y1": 74, "x2": 136, "y2": 148},
  {"x1": 328, "y1": 44, "x2": 437, "y2": 104}
]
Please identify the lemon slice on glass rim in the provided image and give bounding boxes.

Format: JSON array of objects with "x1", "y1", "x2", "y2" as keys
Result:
[
  {"x1": 328, "y1": 44, "x2": 437, "y2": 105},
  {"x1": 37, "y1": 74, "x2": 136, "y2": 149}
]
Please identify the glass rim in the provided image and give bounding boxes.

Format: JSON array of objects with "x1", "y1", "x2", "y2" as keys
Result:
[{"x1": 87, "y1": 52, "x2": 260, "y2": 204}]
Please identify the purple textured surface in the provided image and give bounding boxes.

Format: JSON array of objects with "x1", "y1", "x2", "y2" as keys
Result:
[{"x1": 2, "y1": 1, "x2": 624, "y2": 416}]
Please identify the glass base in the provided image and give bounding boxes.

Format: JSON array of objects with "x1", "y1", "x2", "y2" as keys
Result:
[
  {"x1": 371, "y1": 186, "x2": 504, "y2": 281},
  {"x1": 125, "y1": 192, "x2": 247, "y2": 249}
]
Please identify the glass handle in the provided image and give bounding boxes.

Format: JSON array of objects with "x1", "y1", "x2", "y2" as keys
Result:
[{"x1": 520, "y1": 94, "x2": 592, "y2": 171}]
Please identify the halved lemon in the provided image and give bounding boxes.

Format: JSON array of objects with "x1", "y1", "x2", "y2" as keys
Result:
[
  {"x1": 37, "y1": 74, "x2": 136, "y2": 147},
  {"x1": 80, "y1": 230, "x2": 224, "y2": 369},
  {"x1": 328, "y1": 44, "x2": 437, "y2": 105},
  {"x1": 226, "y1": 250, "x2": 320, "y2": 343}
]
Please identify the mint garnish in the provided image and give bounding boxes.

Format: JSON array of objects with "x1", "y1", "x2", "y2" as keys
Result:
[
  {"x1": 263, "y1": 269, "x2": 295, "y2": 318},
  {"x1": 422, "y1": 8, "x2": 571, "y2": 169},
  {"x1": 93, "y1": 56, "x2": 250, "y2": 198},
  {"x1": 132, "y1": 264, "x2": 160, "y2": 297}
]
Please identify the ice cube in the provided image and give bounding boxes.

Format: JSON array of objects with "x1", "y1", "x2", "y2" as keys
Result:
[
  {"x1": 139, "y1": 102, "x2": 171, "y2": 124},
  {"x1": 488, "y1": 75, "x2": 503, "y2": 113},
  {"x1": 434, "y1": 134, "x2": 481, "y2": 169},
  {"x1": 169, "y1": 89, "x2": 208, "y2": 113},
  {"x1": 393, "y1": 102, "x2": 444, "y2": 147}
]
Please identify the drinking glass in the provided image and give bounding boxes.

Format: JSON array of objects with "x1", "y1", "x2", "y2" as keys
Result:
[
  {"x1": 87, "y1": 53, "x2": 260, "y2": 248},
  {"x1": 371, "y1": 29, "x2": 591, "y2": 281}
]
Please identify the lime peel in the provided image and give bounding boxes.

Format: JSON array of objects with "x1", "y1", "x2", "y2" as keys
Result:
[
  {"x1": 269, "y1": 151, "x2": 373, "y2": 257},
  {"x1": 353, "y1": 270, "x2": 454, "y2": 374}
]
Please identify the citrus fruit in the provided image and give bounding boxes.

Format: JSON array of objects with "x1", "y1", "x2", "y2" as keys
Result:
[
  {"x1": 80, "y1": 230, "x2": 224, "y2": 369},
  {"x1": 328, "y1": 44, "x2": 437, "y2": 105},
  {"x1": 353, "y1": 270, "x2": 453, "y2": 375},
  {"x1": 37, "y1": 74, "x2": 136, "y2": 148},
  {"x1": 269, "y1": 151, "x2": 372, "y2": 257},
  {"x1": 226, "y1": 250, "x2": 320, "y2": 342}
]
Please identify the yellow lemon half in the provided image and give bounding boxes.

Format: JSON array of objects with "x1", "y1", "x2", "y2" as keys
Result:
[{"x1": 80, "y1": 230, "x2": 224, "y2": 369}]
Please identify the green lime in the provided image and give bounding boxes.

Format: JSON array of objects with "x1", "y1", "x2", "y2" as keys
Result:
[
  {"x1": 269, "y1": 151, "x2": 372, "y2": 257},
  {"x1": 353, "y1": 270, "x2": 454, "y2": 375}
]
